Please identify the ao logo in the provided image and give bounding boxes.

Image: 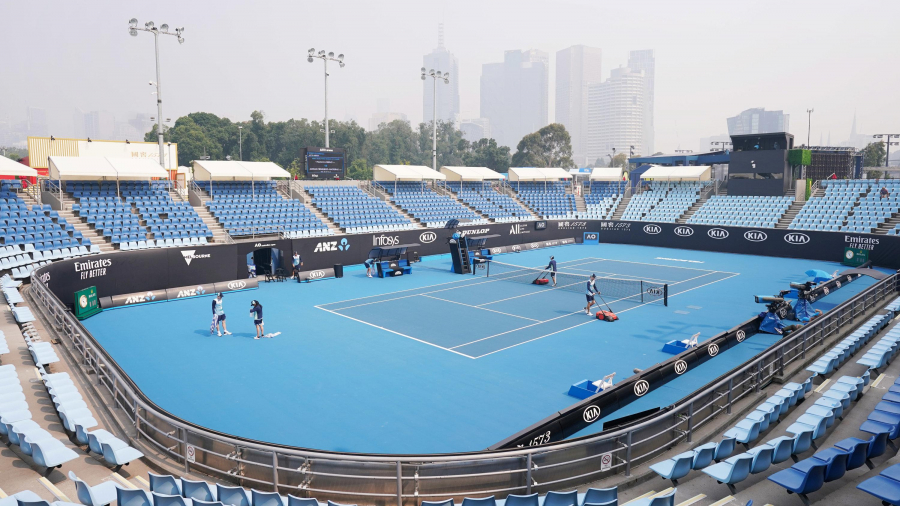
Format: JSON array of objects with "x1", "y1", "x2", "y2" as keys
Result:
[
  {"x1": 419, "y1": 232, "x2": 437, "y2": 244},
  {"x1": 736, "y1": 330, "x2": 747, "y2": 342},
  {"x1": 673, "y1": 226, "x2": 693, "y2": 237},
  {"x1": 744, "y1": 230, "x2": 767, "y2": 242},
  {"x1": 784, "y1": 233, "x2": 811, "y2": 245},
  {"x1": 643, "y1": 224, "x2": 661, "y2": 235},
  {"x1": 585, "y1": 233, "x2": 599, "y2": 240},
  {"x1": 634, "y1": 380, "x2": 650, "y2": 397},
  {"x1": 583, "y1": 405, "x2": 601, "y2": 423},
  {"x1": 823, "y1": 287, "x2": 830, "y2": 295},
  {"x1": 674, "y1": 360, "x2": 688, "y2": 375},
  {"x1": 708, "y1": 228, "x2": 729, "y2": 239},
  {"x1": 708, "y1": 343, "x2": 720, "y2": 357},
  {"x1": 227, "y1": 280, "x2": 247, "y2": 290},
  {"x1": 309, "y1": 270, "x2": 326, "y2": 279}
]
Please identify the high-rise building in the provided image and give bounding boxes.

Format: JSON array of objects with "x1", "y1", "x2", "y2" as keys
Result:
[
  {"x1": 480, "y1": 49, "x2": 549, "y2": 148},
  {"x1": 368, "y1": 112, "x2": 409, "y2": 132},
  {"x1": 459, "y1": 118, "x2": 491, "y2": 141},
  {"x1": 556, "y1": 45, "x2": 602, "y2": 165},
  {"x1": 586, "y1": 67, "x2": 645, "y2": 165},
  {"x1": 83, "y1": 111, "x2": 116, "y2": 139},
  {"x1": 26, "y1": 107, "x2": 48, "y2": 137},
  {"x1": 627, "y1": 50, "x2": 655, "y2": 155},
  {"x1": 422, "y1": 24, "x2": 460, "y2": 125},
  {"x1": 726, "y1": 108, "x2": 790, "y2": 136}
]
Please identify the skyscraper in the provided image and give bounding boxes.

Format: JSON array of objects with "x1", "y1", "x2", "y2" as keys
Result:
[
  {"x1": 556, "y1": 45, "x2": 602, "y2": 166},
  {"x1": 480, "y1": 49, "x2": 549, "y2": 149},
  {"x1": 459, "y1": 118, "x2": 491, "y2": 141},
  {"x1": 627, "y1": 50, "x2": 655, "y2": 155},
  {"x1": 422, "y1": 24, "x2": 460, "y2": 125},
  {"x1": 586, "y1": 67, "x2": 645, "y2": 165},
  {"x1": 726, "y1": 108, "x2": 790, "y2": 136}
]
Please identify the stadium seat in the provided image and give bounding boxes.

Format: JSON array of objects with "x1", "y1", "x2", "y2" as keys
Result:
[
  {"x1": 649, "y1": 451, "x2": 694, "y2": 485},
  {"x1": 117, "y1": 488, "x2": 153, "y2": 506},
  {"x1": 182, "y1": 479, "x2": 218, "y2": 502},
  {"x1": 503, "y1": 495, "x2": 538, "y2": 506},
  {"x1": 251, "y1": 490, "x2": 285, "y2": 506},
  {"x1": 150, "y1": 473, "x2": 182, "y2": 495},
  {"x1": 151, "y1": 493, "x2": 191, "y2": 506},
  {"x1": 287, "y1": 497, "x2": 319, "y2": 506},
  {"x1": 100, "y1": 440, "x2": 144, "y2": 469},
  {"x1": 858, "y1": 463, "x2": 900, "y2": 505},
  {"x1": 460, "y1": 497, "x2": 496, "y2": 506},
  {"x1": 767, "y1": 459, "x2": 827, "y2": 504},
  {"x1": 702, "y1": 453, "x2": 753, "y2": 493},
  {"x1": 542, "y1": 490, "x2": 577, "y2": 506},
  {"x1": 70, "y1": 470, "x2": 121, "y2": 506},
  {"x1": 216, "y1": 485, "x2": 250, "y2": 506},
  {"x1": 580, "y1": 487, "x2": 617, "y2": 506}
]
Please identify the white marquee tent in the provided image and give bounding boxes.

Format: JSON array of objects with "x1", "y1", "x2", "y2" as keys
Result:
[
  {"x1": 192, "y1": 160, "x2": 291, "y2": 198},
  {"x1": 0, "y1": 157, "x2": 38, "y2": 178},
  {"x1": 373, "y1": 165, "x2": 446, "y2": 181},
  {"x1": 590, "y1": 167, "x2": 624, "y2": 181},
  {"x1": 48, "y1": 156, "x2": 170, "y2": 201},
  {"x1": 508, "y1": 167, "x2": 571, "y2": 181},
  {"x1": 440, "y1": 166, "x2": 502, "y2": 181},
  {"x1": 640, "y1": 165, "x2": 711, "y2": 181}
]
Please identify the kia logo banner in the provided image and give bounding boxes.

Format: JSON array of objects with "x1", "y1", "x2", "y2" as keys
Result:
[
  {"x1": 634, "y1": 380, "x2": 650, "y2": 397},
  {"x1": 582, "y1": 405, "x2": 601, "y2": 423},
  {"x1": 744, "y1": 230, "x2": 768, "y2": 242},
  {"x1": 673, "y1": 226, "x2": 693, "y2": 237},
  {"x1": 643, "y1": 224, "x2": 661, "y2": 235},
  {"x1": 707, "y1": 228, "x2": 729, "y2": 240},
  {"x1": 674, "y1": 360, "x2": 688, "y2": 375},
  {"x1": 784, "y1": 233, "x2": 811, "y2": 245},
  {"x1": 419, "y1": 232, "x2": 437, "y2": 244}
]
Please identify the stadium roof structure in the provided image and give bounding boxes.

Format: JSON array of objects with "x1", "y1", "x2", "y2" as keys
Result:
[
  {"x1": 373, "y1": 165, "x2": 446, "y2": 181},
  {"x1": 49, "y1": 156, "x2": 118, "y2": 180},
  {"x1": 628, "y1": 151, "x2": 730, "y2": 166},
  {"x1": 589, "y1": 167, "x2": 624, "y2": 181},
  {"x1": 0, "y1": 157, "x2": 38, "y2": 177},
  {"x1": 508, "y1": 167, "x2": 571, "y2": 181},
  {"x1": 440, "y1": 166, "x2": 502, "y2": 181},
  {"x1": 192, "y1": 160, "x2": 290, "y2": 180},
  {"x1": 640, "y1": 164, "x2": 712, "y2": 181}
]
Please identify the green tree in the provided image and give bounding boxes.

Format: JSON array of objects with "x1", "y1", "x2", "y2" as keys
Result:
[
  {"x1": 347, "y1": 158, "x2": 373, "y2": 180},
  {"x1": 862, "y1": 141, "x2": 886, "y2": 167},
  {"x1": 510, "y1": 123, "x2": 575, "y2": 169},
  {"x1": 463, "y1": 138, "x2": 511, "y2": 173},
  {"x1": 363, "y1": 120, "x2": 420, "y2": 166},
  {"x1": 417, "y1": 120, "x2": 467, "y2": 167},
  {"x1": 609, "y1": 153, "x2": 628, "y2": 168}
]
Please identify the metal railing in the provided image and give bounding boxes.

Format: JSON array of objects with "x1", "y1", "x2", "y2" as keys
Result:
[{"x1": 28, "y1": 267, "x2": 898, "y2": 506}]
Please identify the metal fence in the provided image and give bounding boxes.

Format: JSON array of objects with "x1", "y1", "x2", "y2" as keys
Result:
[{"x1": 29, "y1": 270, "x2": 898, "y2": 506}]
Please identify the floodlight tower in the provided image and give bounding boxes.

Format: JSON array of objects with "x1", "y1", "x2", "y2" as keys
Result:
[
  {"x1": 129, "y1": 18, "x2": 184, "y2": 169},
  {"x1": 421, "y1": 68, "x2": 450, "y2": 171},
  {"x1": 308, "y1": 49, "x2": 345, "y2": 148}
]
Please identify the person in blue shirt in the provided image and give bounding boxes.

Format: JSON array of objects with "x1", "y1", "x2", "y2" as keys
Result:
[
  {"x1": 292, "y1": 252, "x2": 303, "y2": 280},
  {"x1": 250, "y1": 300, "x2": 264, "y2": 339},
  {"x1": 545, "y1": 256, "x2": 558, "y2": 286},
  {"x1": 364, "y1": 258, "x2": 375, "y2": 278},
  {"x1": 584, "y1": 274, "x2": 600, "y2": 315}
]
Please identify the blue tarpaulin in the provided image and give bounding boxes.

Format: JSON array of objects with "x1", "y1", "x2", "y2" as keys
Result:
[
  {"x1": 794, "y1": 299, "x2": 816, "y2": 321},
  {"x1": 759, "y1": 311, "x2": 785, "y2": 335},
  {"x1": 805, "y1": 269, "x2": 832, "y2": 283}
]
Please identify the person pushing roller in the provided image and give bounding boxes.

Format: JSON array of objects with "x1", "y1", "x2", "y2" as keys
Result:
[
  {"x1": 545, "y1": 256, "x2": 558, "y2": 287},
  {"x1": 584, "y1": 274, "x2": 600, "y2": 315}
]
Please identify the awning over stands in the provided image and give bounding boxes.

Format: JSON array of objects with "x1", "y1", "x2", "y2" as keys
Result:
[
  {"x1": 640, "y1": 165, "x2": 711, "y2": 181},
  {"x1": 373, "y1": 165, "x2": 446, "y2": 181},
  {"x1": 590, "y1": 167, "x2": 624, "y2": 181},
  {"x1": 105, "y1": 158, "x2": 169, "y2": 180},
  {"x1": 508, "y1": 167, "x2": 571, "y2": 181},
  {"x1": 0, "y1": 157, "x2": 38, "y2": 178},
  {"x1": 192, "y1": 160, "x2": 289, "y2": 180},
  {"x1": 49, "y1": 156, "x2": 169, "y2": 180},
  {"x1": 440, "y1": 166, "x2": 501, "y2": 181}
]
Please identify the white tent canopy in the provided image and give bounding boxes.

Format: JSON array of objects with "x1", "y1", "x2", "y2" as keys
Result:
[
  {"x1": 590, "y1": 167, "x2": 624, "y2": 181},
  {"x1": 440, "y1": 166, "x2": 502, "y2": 181},
  {"x1": 373, "y1": 165, "x2": 446, "y2": 181},
  {"x1": 105, "y1": 158, "x2": 169, "y2": 180},
  {"x1": 192, "y1": 160, "x2": 252, "y2": 180},
  {"x1": 508, "y1": 167, "x2": 572, "y2": 181},
  {"x1": 49, "y1": 156, "x2": 118, "y2": 180},
  {"x1": 640, "y1": 165, "x2": 711, "y2": 181},
  {"x1": 238, "y1": 161, "x2": 290, "y2": 179},
  {"x1": 0, "y1": 157, "x2": 38, "y2": 177}
]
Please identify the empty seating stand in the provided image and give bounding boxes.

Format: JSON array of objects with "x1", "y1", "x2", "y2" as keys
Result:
[
  {"x1": 445, "y1": 182, "x2": 531, "y2": 223},
  {"x1": 786, "y1": 179, "x2": 900, "y2": 233},
  {"x1": 513, "y1": 181, "x2": 575, "y2": 219},
  {"x1": 575, "y1": 181, "x2": 625, "y2": 220},
  {"x1": 307, "y1": 185, "x2": 415, "y2": 233},
  {"x1": 377, "y1": 181, "x2": 486, "y2": 228},
  {"x1": 621, "y1": 182, "x2": 706, "y2": 223},
  {"x1": 689, "y1": 196, "x2": 793, "y2": 228},
  {"x1": 199, "y1": 181, "x2": 331, "y2": 238}
]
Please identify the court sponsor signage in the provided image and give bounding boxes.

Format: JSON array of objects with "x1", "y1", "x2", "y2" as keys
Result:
[
  {"x1": 419, "y1": 231, "x2": 437, "y2": 244},
  {"x1": 599, "y1": 221, "x2": 632, "y2": 231},
  {"x1": 253, "y1": 242, "x2": 277, "y2": 248},
  {"x1": 296, "y1": 268, "x2": 336, "y2": 282},
  {"x1": 633, "y1": 380, "x2": 650, "y2": 397},
  {"x1": 458, "y1": 228, "x2": 491, "y2": 237},
  {"x1": 643, "y1": 224, "x2": 662, "y2": 235},
  {"x1": 744, "y1": 230, "x2": 768, "y2": 242},
  {"x1": 736, "y1": 330, "x2": 747, "y2": 342},
  {"x1": 535, "y1": 221, "x2": 547, "y2": 230},
  {"x1": 166, "y1": 283, "x2": 215, "y2": 300},
  {"x1": 583, "y1": 232, "x2": 600, "y2": 245},
  {"x1": 181, "y1": 250, "x2": 212, "y2": 266},
  {"x1": 314, "y1": 238, "x2": 350, "y2": 252},
  {"x1": 509, "y1": 223, "x2": 530, "y2": 235},
  {"x1": 75, "y1": 258, "x2": 112, "y2": 280},
  {"x1": 844, "y1": 235, "x2": 879, "y2": 251},
  {"x1": 783, "y1": 232, "x2": 810, "y2": 245},
  {"x1": 557, "y1": 221, "x2": 588, "y2": 231},
  {"x1": 582, "y1": 405, "x2": 601, "y2": 423},
  {"x1": 674, "y1": 360, "x2": 688, "y2": 375},
  {"x1": 107, "y1": 289, "x2": 168, "y2": 308},
  {"x1": 707, "y1": 343, "x2": 720, "y2": 356},
  {"x1": 673, "y1": 226, "x2": 694, "y2": 237},
  {"x1": 373, "y1": 234, "x2": 400, "y2": 247},
  {"x1": 707, "y1": 228, "x2": 729, "y2": 240}
]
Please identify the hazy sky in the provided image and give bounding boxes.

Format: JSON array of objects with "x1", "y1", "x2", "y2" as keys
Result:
[{"x1": 2, "y1": 0, "x2": 898, "y2": 151}]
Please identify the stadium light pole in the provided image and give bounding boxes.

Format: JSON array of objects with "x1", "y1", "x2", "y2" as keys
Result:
[
  {"x1": 238, "y1": 126, "x2": 243, "y2": 161},
  {"x1": 308, "y1": 49, "x2": 344, "y2": 148},
  {"x1": 806, "y1": 108, "x2": 814, "y2": 147},
  {"x1": 872, "y1": 134, "x2": 900, "y2": 168},
  {"x1": 129, "y1": 18, "x2": 183, "y2": 169},
  {"x1": 422, "y1": 67, "x2": 450, "y2": 171}
]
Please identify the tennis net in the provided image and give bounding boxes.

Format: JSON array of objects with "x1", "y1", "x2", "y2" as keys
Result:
[{"x1": 483, "y1": 260, "x2": 668, "y2": 306}]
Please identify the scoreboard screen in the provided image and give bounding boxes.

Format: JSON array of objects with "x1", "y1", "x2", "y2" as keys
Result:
[{"x1": 303, "y1": 147, "x2": 345, "y2": 179}]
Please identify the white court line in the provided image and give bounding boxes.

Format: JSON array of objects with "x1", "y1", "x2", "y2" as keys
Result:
[
  {"x1": 553, "y1": 266, "x2": 678, "y2": 284},
  {"x1": 470, "y1": 272, "x2": 742, "y2": 358},
  {"x1": 419, "y1": 294, "x2": 541, "y2": 322},
  {"x1": 582, "y1": 256, "x2": 740, "y2": 275},
  {"x1": 316, "y1": 306, "x2": 477, "y2": 359},
  {"x1": 324, "y1": 258, "x2": 603, "y2": 311}
]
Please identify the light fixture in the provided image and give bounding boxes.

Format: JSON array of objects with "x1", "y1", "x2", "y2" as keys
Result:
[
  {"x1": 160, "y1": 24, "x2": 169, "y2": 33},
  {"x1": 129, "y1": 18, "x2": 138, "y2": 28},
  {"x1": 337, "y1": 54, "x2": 344, "y2": 62},
  {"x1": 328, "y1": 51, "x2": 334, "y2": 58},
  {"x1": 145, "y1": 21, "x2": 154, "y2": 29},
  {"x1": 318, "y1": 50, "x2": 325, "y2": 56},
  {"x1": 87, "y1": 138, "x2": 92, "y2": 142}
]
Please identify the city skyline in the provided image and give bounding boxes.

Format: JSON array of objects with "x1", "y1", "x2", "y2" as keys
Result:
[{"x1": 0, "y1": 1, "x2": 897, "y2": 155}]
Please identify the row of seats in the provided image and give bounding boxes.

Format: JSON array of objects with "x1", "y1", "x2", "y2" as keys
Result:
[
  {"x1": 203, "y1": 182, "x2": 330, "y2": 237},
  {"x1": 378, "y1": 182, "x2": 485, "y2": 228},
  {"x1": 307, "y1": 185, "x2": 415, "y2": 234},
  {"x1": 197, "y1": 180, "x2": 278, "y2": 198},
  {"x1": 583, "y1": 181, "x2": 626, "y2": 198},
  {"x1": 449, "y1": 182, "x2": 531, "y2": 222},
  {"x1": 688, "y1": 196, "x2": 793, "y2": 229},
  {"x1": 573, "y1": 194, "x2": 621, "y2": 220},
  {"x1": 806, "y1": 314, "x2": 891, "y2": 375}
]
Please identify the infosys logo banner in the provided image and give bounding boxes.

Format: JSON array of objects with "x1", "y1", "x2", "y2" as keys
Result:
[{"x1": 373, "y1": 235, "x2": 400, "y2": 247}]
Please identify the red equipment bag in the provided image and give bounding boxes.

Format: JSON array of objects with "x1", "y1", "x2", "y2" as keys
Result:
[
  {"x1": 534, "y1": 279, "x2": 550, "y2": 285},
  {"x1": 596, "y1": 310, "x2": 618, "y2": 322}
]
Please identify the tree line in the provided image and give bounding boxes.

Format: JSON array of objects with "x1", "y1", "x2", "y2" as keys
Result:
[{"x1": 144, "y1": 111, "x2": 577, "y2": 179}]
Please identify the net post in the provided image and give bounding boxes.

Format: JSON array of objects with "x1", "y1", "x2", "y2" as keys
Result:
[
  {"x1": 640, "y1": 281, "x2": 644, "y2": 303},
  {"x1": 664, "y1": 284, "x2": 668, "y2": 306}
]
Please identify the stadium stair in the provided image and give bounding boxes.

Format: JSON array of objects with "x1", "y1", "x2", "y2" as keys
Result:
[
  {"x1": 676, "y1": 196, "x2": 708, "y2": 224},
  {"x1": 611, "y1": 194, "x2": 632, "y2": 220},
  {"x1": 364, "y1": 183, "x2": 425, "y2": 228},
  {"x1": 776, "y1": 200, "x2": 807, "y2": 229},
  {"x1": 574, "y1": 193, "x2": 586, "y2": 213},
  {"x1": 55, "y1": 209, "x2": 114, "y2": 253},
  {"x1": 874, "y1": 212, "x2": 900, "y2": 235}
]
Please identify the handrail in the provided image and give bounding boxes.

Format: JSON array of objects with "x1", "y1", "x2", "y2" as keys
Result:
[{"x1": 28, "y1": 260, "x2": 899, "y2": 503}]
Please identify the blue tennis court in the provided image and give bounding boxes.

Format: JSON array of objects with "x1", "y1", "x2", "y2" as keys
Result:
[{"x1": 81, "y1": 242, "x2": 885, "y2": 454}]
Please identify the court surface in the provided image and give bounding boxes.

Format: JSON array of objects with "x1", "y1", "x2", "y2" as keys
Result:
[{"x1": 82, "y1": 243, "x2": 885, "y2": 454}]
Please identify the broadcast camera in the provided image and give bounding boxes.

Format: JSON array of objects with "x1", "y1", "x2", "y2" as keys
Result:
[
  {"x1": 754, "y1": 290, "x2": 792, "y2": 314},
  {"x1": 790, "y1": 281, "x2": 816, "y2": 300}
]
